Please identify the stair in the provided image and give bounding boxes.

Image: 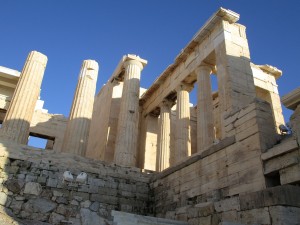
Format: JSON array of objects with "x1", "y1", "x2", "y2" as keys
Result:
[{"x1": 111, "y1": 211, "x2": 188, "y2": 225}]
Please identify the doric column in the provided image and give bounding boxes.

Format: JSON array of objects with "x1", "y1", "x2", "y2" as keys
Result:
[
  {"x1": 0, "y1": 51, "x2": 47, "y2": 144},
  {"x1": 175, "y1": 83, "x2": 193, "y2": 164},
  {"x1": 156, "y1": 99, "x2": 172, "y2": 172},
  {"x1": 62, "y1": 60, "x2": 99, "y2": 156},
  {"x1": 114, "y1": 59, "x2": 146, "y2": 167},
  {"x1": 196, "y1": 65, "x2": 214, "y2": 153}
]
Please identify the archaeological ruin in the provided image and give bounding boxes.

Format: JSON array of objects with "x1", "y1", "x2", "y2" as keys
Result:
[{"x1": 0, "y1": 7, "x2": 299, "y2": 225}]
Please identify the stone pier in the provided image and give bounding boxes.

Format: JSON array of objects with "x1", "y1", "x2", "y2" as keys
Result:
[
  {"x1": 114, "y1": 57, "x2": 147, "y2": 167},
  {"x1": 156, "y1": 99, "x2": 172, "y2": 171},
  {"x1": 196, "y1": 65, "x2": 214, "y2": 153},
  {"x1": 0, "y1": 51, "x2": 47, "y2": 144},
  {"x1": 215, "y1": 21, "x2": 256, "y2": 138},
  {"x1": 62, "y1": 60, "x2": 99, "y2": 156},
  {"x1": 174, "y1": 83, "x2": 192, "y2": 164}
]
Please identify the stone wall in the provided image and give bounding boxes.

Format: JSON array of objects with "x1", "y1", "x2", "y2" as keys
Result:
[
  {"x1": 186, "y1": 185, "x2": 300, "y2": 225},
  {"x1": 0, "y1": 99, "x2": 300, "y2": 225},
  {"x1": 86, "y1": 81, "x2": 117, "y2": 161},
  {"x1": 30, "y1": 110, "x2": 68, "y2": 151},
  {"x1": 262, "y1": 136, "x2": 300, "y2": 186},
  {"x1": 149, "y1": 99, "x2": 300, "y2": 224},
  {"x1": 252, "y1": 64, "x2": 285, "y2": 133},
  {"x1": 0, "y1": 140, "x2": 151, "y2": 225}
]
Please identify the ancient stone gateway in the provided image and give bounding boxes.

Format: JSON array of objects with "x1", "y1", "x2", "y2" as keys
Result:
[{"x1": 0, "y1": 7, "x2": 299, "y2": 225}]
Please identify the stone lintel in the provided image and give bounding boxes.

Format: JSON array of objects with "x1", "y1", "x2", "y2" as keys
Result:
[
  {"x1": 282, "y1": 87, "x2": 300, "y2": 110},
  {"x1": 0, "y1": 66, "x2": 21, "y2": 88},
  {"x1": 0, "y1": 66, "x2": 20, "y2": 79},
  {"x1": 140, "y1": 8, "x2": 239, "y2": 106},
  {"x1": 258, "y1": 64, "x2": 282, "y2": 79}
]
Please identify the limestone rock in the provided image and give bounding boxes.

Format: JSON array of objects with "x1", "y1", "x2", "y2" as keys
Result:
[
  {"x1": 69, "y1": 217, "x2": 81, "y2": 225},
  {"x1": 81, "y1": 200, "x2": 91, "y2": 208},
  {"x1": 56, "y1": 204, "x2": 78, "y2": 217},
  {"x1": 24, "y1": 182, "x2": 42, "y2": 196},
  {"x1": 49, "y1": 212, "x2": 65, "y2": 225},
  {"x1": 55, "y1": 196, "x2": 68, "y2": 204},
  {"x1": 10, "y1": 199, "x2": 23, "y2": 214},
  {"x1": 0, "y1": 157, "x2": 10, "y2": 169},
  {"x1": 0, "y1": 192, "x2": 7, "y2": 206},
  {"x1": 89, "y1": 202, "x2": 100, "y2": 212},
  {"x1": 80, "y1": 208, "x2": 107, "y2": 225},
  {"x1": 53, "y1": 190, "x2": 63, "y2": 197},
  {"x1": 4, "y1": 179, "x2": 25, "y2": 194},
  {"x1": 23, "y1": 198, "x2": 57, "y2": 213},
  {"x1": 269, "y1": 206, "x2": 300, "y2": 225},
  {"x1": 22, "y1": 219, "x2": 52, "y2": 225}
]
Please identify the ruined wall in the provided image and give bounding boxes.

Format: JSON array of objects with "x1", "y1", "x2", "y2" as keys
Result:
[
  {"x1": 0, "y1": 140, "x2": 151, "y2": 225},
  {"x1": 262, "y1": 137, "x2": 300, "y2": 186},
  {"x1": 185, "y1": 185, "x2": 300, "y2": 225},
  {"x1": 150, "y1": 99, "x2": 290, "y2": 224},
  {"x1": 86, "y1": 81, "x2": 119, "y2": 161},
  {"x1": 30, "y1": 110, "x2": 67, "y2": 151},
  {"x1": 0, "y1": 85, "x2": 14, "y2": 111},
  {"x1": 138, "y1": 114, "x2": 158, "y2": 171},
  {"x1": 252, "y1": 64, "x2": 285, "y2": 132}
]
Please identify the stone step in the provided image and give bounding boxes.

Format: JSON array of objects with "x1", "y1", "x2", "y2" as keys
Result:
[{"x1": 111, "y1": 211, "x2": 188, "y2": 225}]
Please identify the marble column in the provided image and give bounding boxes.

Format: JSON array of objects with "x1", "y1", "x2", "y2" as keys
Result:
[
  {"x1": 196, "y1": 65, "x2": 214, "y2": 153},
  {"x1": 114, "y1": 59, "x2": 145, "y2": 167},
  {"x1": 156, "y1": 99, "x2": 172, "y2": 172},
  {"x1": 0, "y1": 51, "x2": 47, "y2": 144},
  {"x1": 175, "y1": 83, "x2": 193, "y2": 164},
  {"x1": 62, "y1": 60, "x2": 99, "y2": 156}
]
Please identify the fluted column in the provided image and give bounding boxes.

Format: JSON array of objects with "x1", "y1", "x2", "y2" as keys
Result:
[
  {"x1": 114, "y1": 59, "x2": 146, "y2": 167},
  {"x1": 175, "y1": 83, "x2": 193, "y2": 164},
  {"x1": 62, "y1": 60, "x2": 99, "y2": 156},
  {"x1": 0, "y1": 51, "x2": 47, "y2": 144},
  {"x1": 156, "y1": 99, "x2": 172, "y2": 172},
  {"x1": 196, "y1": 65, "x2": 214, "y2": 153}
]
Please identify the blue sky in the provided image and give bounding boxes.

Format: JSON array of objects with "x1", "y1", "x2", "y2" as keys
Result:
[{"x1": 1, "y1": 0, "x2": 299, "y2": 123}]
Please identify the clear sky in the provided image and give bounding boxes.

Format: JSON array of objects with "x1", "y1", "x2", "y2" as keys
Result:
[{"x1": 1, "y1": 0, "x2": 299, "y2": 122}]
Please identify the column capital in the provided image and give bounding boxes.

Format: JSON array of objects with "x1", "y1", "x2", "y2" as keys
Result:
[
  {"x1": 111, "y1": 77, "x2": 121, "y2": 86},
  {"x1": 195, "y1": 64, "x2": 213, "y2": 74},
  {"x1": 82, "y1": 59, "x2": 99, "y2": 70},
  {"x1": 81, "y1": 60, "x2": 99, "y2": 80},
  {"x1": 124, "y1": 59, "x2": 144, "y2": 71},
  {"x1": 159, "y1": 99, "x2": 174, "y2": 108},
  {"x1": 176, "y1": 82, "x2": 194, "y2": 92},
  {"x1": 27, "y1": 51, "x2": 48, "y2": 67}
]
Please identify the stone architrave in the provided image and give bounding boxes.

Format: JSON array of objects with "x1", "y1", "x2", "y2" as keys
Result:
[
  {"x1": 0, "y1": 51, "x2": 47, "y2": 144},
  {"x1": 62, "y1": 60, "x2": 99, "y2": 156},
  {"x1": 156, "y1": 99, "x2": 172, "y2": 172},
  {"x1": 196, "y1": 65, "x2": 214, "y2": 153},
  {"x1": 174, "y1": 83, "x2": 193, "y2": 164},
  {"x1": 282, "y1": 87, "x2": 300, "y2": 142},
  {"x1": 114, "y1": 58, "x2": 146, "y2": 167}
]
